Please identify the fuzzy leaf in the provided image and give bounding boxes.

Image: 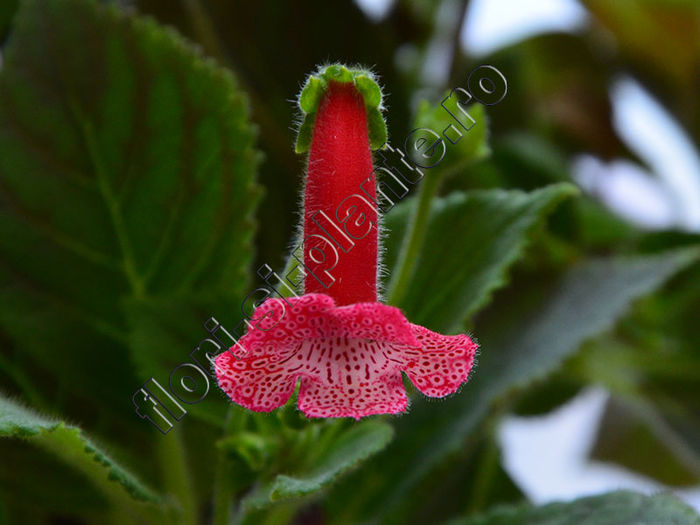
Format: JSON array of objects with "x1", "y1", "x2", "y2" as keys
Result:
[
  {"x1": 0, "y1": 0, "x2": 261, "y2": 425},
  {"x1": 447, "y1": 490, "x2": 700, "y2": 525},
  {"x1": 0, "y1": 393, "x2": 159, "y2": 503},
  {"x1": 270, "y1": 421, "x2": 393, "y2": 500},
  {"x1": 243, "y1": 421, "x2": 393, "y2": 509},
  {"x1": 384, "y1": 184, "x2": 578, "y2": 333}
]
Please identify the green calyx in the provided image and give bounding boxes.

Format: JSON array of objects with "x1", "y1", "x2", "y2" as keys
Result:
[{"x1": 295, "y1": 63, "x2": 387, "y2": 153}]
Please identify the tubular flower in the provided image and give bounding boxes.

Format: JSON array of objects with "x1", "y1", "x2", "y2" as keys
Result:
[{"x1": 216, "y1": 65, "x2": 477, "y2": 419}]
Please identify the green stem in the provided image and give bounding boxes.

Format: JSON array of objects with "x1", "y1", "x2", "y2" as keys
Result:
[
  {"x1": 236, "y1": 501, "x2": 301, "y2": 525},
  {"x1": 212, "y1": 458, "x2": 232, "y2": 525},
  {"x1": 386, "y1": 170, "x2": 444, "y2": 307},
  {"x1": 158, "y1": 429, "x2": 198, "y2": 525},
  {"x1": 466, "y1": 436, "x2": 500, "y2": 513},
  {"x1": 213, "y1": 407, "x2": 248, "y2": 525},
  {"x1": 212, "y1": 412, "x2": 234, "y2": 525}
]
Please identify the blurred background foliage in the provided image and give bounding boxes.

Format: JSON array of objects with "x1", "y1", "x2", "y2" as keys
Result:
[{"x1": 0, "y1": 0, "x2": 698, "y2": 523}]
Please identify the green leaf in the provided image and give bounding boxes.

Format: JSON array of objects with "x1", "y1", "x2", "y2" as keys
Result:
[
  {"x1": 244, "y1": 420, "x2": 393, "y2": 509},
  {"x1": 590, "y1": 396, "x2": 700, "y2": 486},
  {"x1": 384, "y1": 184, "x2": 578, "y2": 333},
  {"x1": 270, "y1": 421, "x2": 393, "y2": 500},
  {"x1": 447, "y1": 490, "x2": 700, "y2": 525},
  {"x1": 0, "y1": 0, "x2": 261, "y2": 425},
  {"x1": 124, "y1": 296, "x2": 232, "y2": 426},
  {"x1": 0, "y1": 393, "x2": 160, "y2": 505},
  {"x1": 333, "y1": 248, "x2": 700, "y2": 524},
  {"x1": 568, "y1": 260, "x2": 700, "y2": 483},
  {"x1": 414, "y1": 99, "x2": 490, "y2": 170}
]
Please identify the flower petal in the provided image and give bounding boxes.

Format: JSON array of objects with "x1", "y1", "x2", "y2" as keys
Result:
[
  {"x1": 215, "y1": 294, "x2": 337, "y2": 411},
  {"x1": 234, "y1": 293, "x2": 336, "y2": 356},
  {"x1": 215, "y1": 293, "x2": 478, "y2": 418},
  {"x1": 215, "y1": 347, "x2": 299, "y2": 412},
  {"x1": 332, "y1": 301, "x2": 419, "y2": 346},
  {"x1": 298, "y1": 373, "x2": 406, "y2": 420},
  {"x1": 293, "y1": 336, "x2": 410, "y2": 418},
  {"x1": 401, "y1": 324, "x2": 478, "y2": 398},
  {"x1": 216, "y1": 294, "x2": 415, "y2": 414}
]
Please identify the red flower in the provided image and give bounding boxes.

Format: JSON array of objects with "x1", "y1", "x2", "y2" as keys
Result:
[
  {"x1": 216, "y1": 294, "x2": 475, "y2": 418},
  {"x1": 302, "y1": 79, "x2": 378, "y2": 305},
  {"x1": 216, "y1": 65, "x2": 477, "y2": 419}
]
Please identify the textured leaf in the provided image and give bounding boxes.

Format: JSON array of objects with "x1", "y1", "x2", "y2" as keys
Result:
[
  {"x1": 448, "y1": 490, "x2": 700, "y2": 525},
  {"x1": 271, "y1": 421, "x2": 393, "y2": 500},
  {"x1": 0, "y1": 393, "x2": 159, "y2": 504},
  {"x1": 0, "y1": 0, "x2": 261, "y2": 425},
  {"x1": 244, "y1": 421, "x2": 393, "y2": 509},
  {"x1": 383, "y1": 184, "x2": 578, "y2": 333},
  {"x1": 125, "y1": 296, "x2": 232, "y2": 427},
  {"x1": 332, "y1": 248, "x2": 700, "y2": 524}
]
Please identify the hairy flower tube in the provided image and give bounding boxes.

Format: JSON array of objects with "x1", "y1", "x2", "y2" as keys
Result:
[{"x1": 216, "y1": 65, "x2": 477, "y2": 419}]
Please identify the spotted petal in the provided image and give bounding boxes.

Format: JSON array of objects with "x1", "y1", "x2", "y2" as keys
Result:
[
  {"x1": 215, "y1": 294, "x2": 478, "y2": 419},
  {"x1": 402, "y1": 324, "x2": 478, "y2": 398}
]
